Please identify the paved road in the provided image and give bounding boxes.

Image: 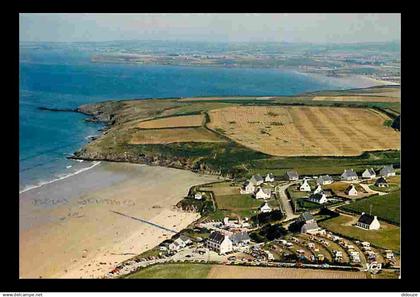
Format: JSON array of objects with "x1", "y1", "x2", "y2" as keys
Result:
[{"x1": 275, "y1": 182, "x2": 299, "y2": 222}]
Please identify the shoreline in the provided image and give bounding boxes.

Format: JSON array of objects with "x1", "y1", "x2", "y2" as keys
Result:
[{"x1": 19, "y1": 161, "x2": 219, "y2": 279}]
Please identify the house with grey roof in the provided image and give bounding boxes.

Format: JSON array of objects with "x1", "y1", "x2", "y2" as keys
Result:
[
  {"x1": 254, "y1": 187, "x2": 271, "y2": 200},
  {"x1": 341, "y1": 169, "x2": 358, "y2": 181},
  {"x1": 308, "y1": 192, "x2": 328, "y2": 204},
  {"x1": 298, "y1": 211, "x2": 315, "y2": 224},
  {"x1": 356, "y1": 213, "x2": 380, "y2": 230},
  {"x1": 362, "y1": 168, "x2": 376, "y2": 179},
  {"x1": 250, "y1": 174, "x2": 264, "y2": 186},
  {"x1": 265, "y1": 173, "x2": 275, "y2": 183},
  {"x1": 301, "y1": 221, "x2": 320, "y2": 234},
  {"x1": 240, "y1": 180, "x2": 256, "y2": 194},
  {"x1": 206, "y1": 231, "x2": 233, "y2": 254},
  {"x1": 375, "y1": 177, "x2": 389, "y2": 188},
  {"x1": 316, "y1": 175, "x2": 333, "y2": 185},
  {"x1": 229, "y1": 231, "x2": 251, "y2": 246},
  {"x1": 344, "y1": 184, "x2": 358, "y2": 196},
  {"x1": 285, "y1": 170, "x2": 299, "y2": 181},
  {"x1": 379, "y1": 165, "x2": 396, "y2": 177}
]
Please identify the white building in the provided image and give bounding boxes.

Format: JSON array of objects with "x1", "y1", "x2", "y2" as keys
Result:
[
  {"x1": 255, "y1": 187, "x2": 271, "y2": 200},
  {"x1": 375, "y1": 177, "x2": 389, "y2": 188},
  {"x1": 265, "y1": 173, "x2": 275, "y2": 183},
  {"x1": 260, "y1": 202, "x2": 272, "y2": 213},
  {"x1": 317, "y1": 175, "x2": 333, "y2": 185},
  {"x1": 194, "y1": 192, "x2": 203, "y2": 200},
  {"x1": 206, "y1": 231, "x2": 233, "y2": 255},
  {"x1": 341, "y1": 169, "x2": 358, "y2": 181},
  {"x1": 308, "y1": 192, "x2": 328, "y2": 204},
  {"x1": 285, "y1": 170, "x2": 299, "y2": 181},
  {"x1": 299, "y1": 179, "x2": 311, "y2": 192},
  {"x1": 362, "y1": 168, "x2": 376, "y2": 179},
  {"x1": 344, "y1": 184, "x2": 358, "y2": 196},
  {"x1": 313, "y1": 184, "x2": 323, "y2": 194},
  {"x1": 240, "y1": 181, "x2": 255, "y2": 194},
  {"x1": 169, "y1": 236, "x2": 192, "y2": 251},
  {"x1": 380, "y1": 165, "x2": 396, "y2": 177},
  {"x1": 250, "y1": 175, "x2": 264, "y2": 186},
  {"x1": 356, "y1": 213, "x2": 381, "y2": 230}
]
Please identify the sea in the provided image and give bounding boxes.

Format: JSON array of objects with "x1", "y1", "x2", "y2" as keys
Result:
[{"x1": 19, "y1": 44, "x2": 366, "y2": 193}]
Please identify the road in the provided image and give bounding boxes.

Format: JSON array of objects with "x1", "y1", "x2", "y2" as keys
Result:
[
  {"x1": 275, "y1": 182, "x2": 299, "y2": 222},
  {"x1": 358, "y1": 183, "x2": 387, "y2": 196}
]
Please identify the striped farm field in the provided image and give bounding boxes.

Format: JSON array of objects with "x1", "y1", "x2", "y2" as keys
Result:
[
  {"x1": 207, "y1": 106, "x2": 400, "y2": 157},
  {"x1": 137, "y1": 114, "x2": 204, "y2": 129},
  {"x1": 129, "y1": 127, "x2": 225, "y2": 144}
]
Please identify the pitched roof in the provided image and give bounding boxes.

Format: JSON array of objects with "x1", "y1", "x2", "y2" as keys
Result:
[
  {"x1": 302, "y1": 221, "x2": 319, "y2": 231},
  {"x1": 358, "y1": 213, "x2": 375, "y2": 225},
  {"x1": 341, "y1": 169, "x2": 357, "y2": 178},
  {"x1": 260, "y1": 202, "x2": 272, "y2": 211},
  {"x1": 363, "y1": 168, "x2": 376, "y2": 176},
  {"x1": 286, "y1": 170, "x2": 299, "y2": 179},
  {"x1": 375, "y1": 177, "x2": 388, "y2": 185},
  {"x1": 208, "y1": 231, "x2": 225, "y2": 244},
  {"x1": 380, "y1": 165, "x2": 395, "y2": 175},
  {"x1": 230, "y1": 232, "x2": 251, "y2": 244},
  {"x1": 317, "y1": 175, "x2": 333, "y2": 183},
  {"x1": 309, "y1": 192, "x2": 325, "y2": 201},
  {"x1": 257, "y1": 188, "x2": 271, "y2": 195},
  {"x1": 250, "y1": 175, "x2": 264, "y2": 183},
  {"x1": 300, "y1": 211, "x2": 314, "y2": 222},
  {"x1": 266, "y1": 173, "x2": 274, "y2": 179},
  {"x1": 344, "y1": 184, "x2": 357, "y2": 194}
]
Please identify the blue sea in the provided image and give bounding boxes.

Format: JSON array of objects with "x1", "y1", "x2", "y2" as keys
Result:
[{"x1": 19, "y1": 45, "x2": 363, "y2": 192}]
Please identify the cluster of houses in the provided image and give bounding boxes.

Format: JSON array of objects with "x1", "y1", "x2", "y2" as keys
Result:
[
  {"x1": 343, "y1": 165, "x2": 396, "y2": 186},
  {"x1": 298, "y1": 178, "x2": 330, "y2": 204},
  {"x1": 240, "y1": 174, "x2": 274, "y2": 202}
]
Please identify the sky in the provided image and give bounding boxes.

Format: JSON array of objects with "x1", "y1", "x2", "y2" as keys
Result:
[{"x1": 19, "y1": 13, "x2": 401, "y2": 43}]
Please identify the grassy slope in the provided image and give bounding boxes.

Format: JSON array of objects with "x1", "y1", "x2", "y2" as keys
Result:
[
  {"x1": 339, "y1": 191, "x2": 400, "y2": 225},
  {"x1": 125, "y1": 263, "x2": 212, "y2": 279},
  {"x1": 319, "y1": 215, "x2": 400, "y2": 251}
]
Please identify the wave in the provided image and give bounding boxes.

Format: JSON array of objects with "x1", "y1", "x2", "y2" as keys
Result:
[{"x1": 19, "y1": 161, "x2": 101, "y2": 194}]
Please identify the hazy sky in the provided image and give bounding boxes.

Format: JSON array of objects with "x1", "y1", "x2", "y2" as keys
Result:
[{"x1": 20, "y1": 13, "x2": 401, "y2": 43}]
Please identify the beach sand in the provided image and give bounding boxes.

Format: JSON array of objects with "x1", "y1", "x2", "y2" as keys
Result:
[{"x1": 19, "y1": 162, "x2": 219, "y2": 279}]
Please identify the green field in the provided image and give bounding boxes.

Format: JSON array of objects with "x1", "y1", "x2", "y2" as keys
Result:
[
  {"x1": 319, "y1": 215, "x2": 400, "y2": 251},
  {"x1": 339, "y1": 191, "x2": 400, "y2": 225},
  {"x1": 125, "y1": 263, "x2": 212, "y2": 279},
  {"x1": 215, "y1": 194, "x2": 263, "y2": 210}
]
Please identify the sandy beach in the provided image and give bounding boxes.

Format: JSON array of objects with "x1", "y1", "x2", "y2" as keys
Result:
[{"x1": 19, "y1": 162, "x2": 219, "y2": 279}]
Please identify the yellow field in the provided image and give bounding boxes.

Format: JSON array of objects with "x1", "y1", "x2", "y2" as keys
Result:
[
  {"x1": 207, "y1": 106, "x2": 400, "y2": 156},
  {"x1": 207, "y1": 265, "x2": 367, "y2": 279},
  {"x1": 137, "y1": 114, "x2": 204, "y2": 129},
  {"x1": 129, "y1": 127, "x2": 224, "y2": 144},
  {"x1": 312, "y1": 96, "x2": 400, "y2": 102}
]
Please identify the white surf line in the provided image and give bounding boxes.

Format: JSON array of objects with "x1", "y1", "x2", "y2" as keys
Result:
[{"x1": 19, "y1": 161, "x2": 101, "y2": 194}]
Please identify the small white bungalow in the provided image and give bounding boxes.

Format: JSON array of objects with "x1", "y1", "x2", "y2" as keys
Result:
[
  {"x1": 299, "y1": 179, "x2": 311, "y2": 192},
  {"x1": 375, "y1": 177, "x2": 389, "y2": 188},
  {"x1": 317, "y1": 175, "x2": 333, "y2": 185},
  {"x1": 240, "y1": 181, "x2": 255, "y2": 194},
  {"x1": 313, "y1": 184, "x2": 323, "y2": 194},
  {"x1": 265, "y1": 173, "x2": 275, "y2": 183},
  {"x1": 344, "y1": 184, "x2": 358, "y2": 196},
  {"x1": 194, "y1": 192, "x2": 203, "y2": 200},
  {"x1": 308, "y1": 192, "x2": 328, "y2": 204},
  {"x1": 285, "y1": 170, "x2": 299, "y2": 181},
  {"x1": 356, "y1": 212, "x2": 381, "y2": 230},
  {"x1": 380, "y1": 165, "x2": 396, "y2": 177},
  {"x1": 250, "y1": 174, "x2": 264, "y2": 186},
  {"x1": 341, "y1": 169, "x2": 358, "y2": 181},
  {"x1": 260, "y1": 202, "x2": 272, "y2": 213},
  {"x1": 169, "y1": 236, "x2": 192, "y2": 251},
  {"x1": 255, "y1": 187, "x2": 272, "y2": 199},
  {"x1": 362, "y1": 168, "x2": 376, "y2": 179}
]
